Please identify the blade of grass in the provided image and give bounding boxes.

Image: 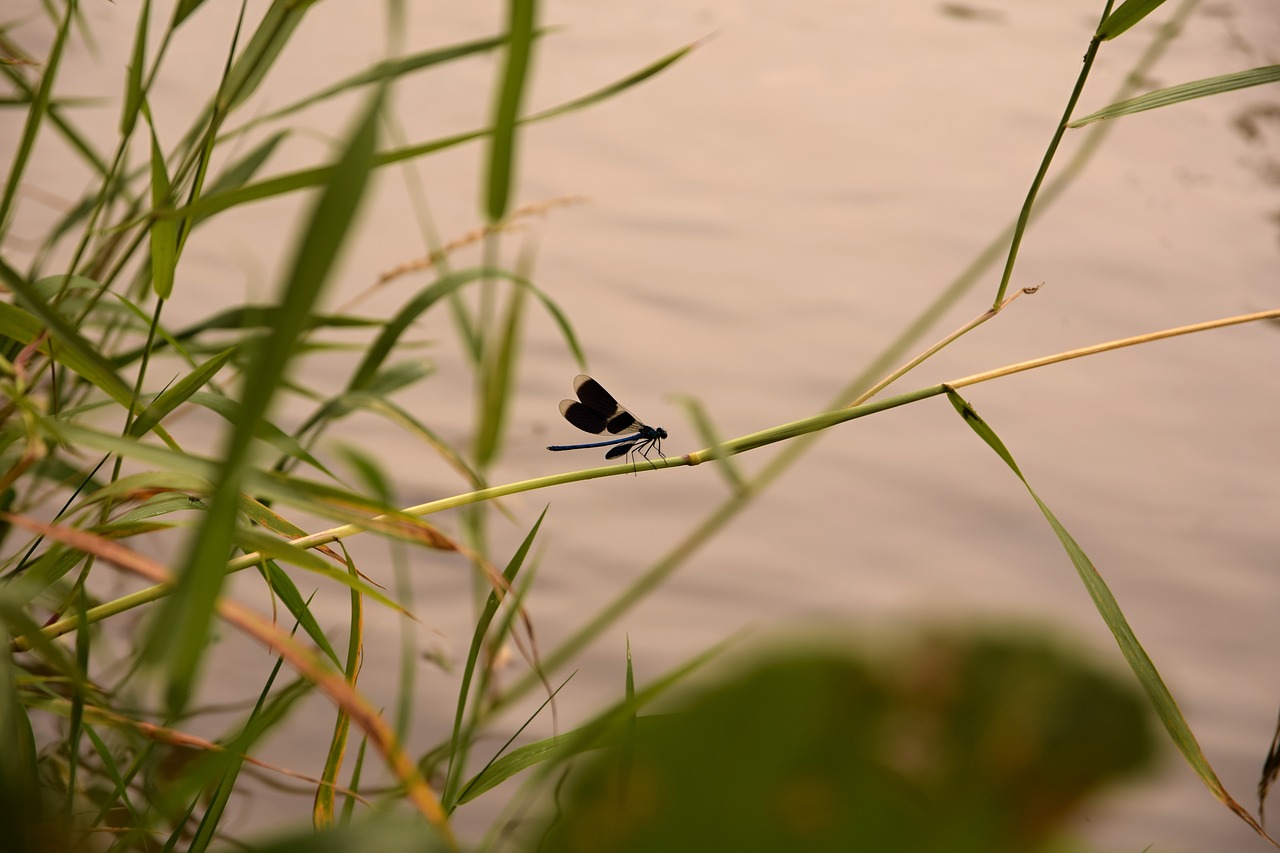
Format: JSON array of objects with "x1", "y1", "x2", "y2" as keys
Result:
[
  {"x1": 462, "y1": 635, "x2": 733, "y2": 808},
  {"x1": 0, "y1": 0, "x2": 75, "y2": 239},
  {"x1": 442, "y1": 507, "x2": 547, "y2": 809},
  {"x1": 9, "y1": 512, "x2": 457, "y2": 845},
  {"x1": 217, "y1": 0, "x2": 314, "y2": 112},
  {"x1": 314, "y1": 554, "x2": 364, "y2": 829},
  {"x1": 168, "y1": 42, "x2": 698, "y2": 223},
  {"x1": 1098, "y1": 0, "x2": 1168, "y2": 40},
  {"x1": 186, "y1": 674, "x2": 314, "y2": 852},
  {"x1": 224, "y1": 35, "x2": 517, "y2": 142},
  {"x1": 1069, "y1": 65, "x2": 1280, "y2": 127},
  {"x1": 0, "y1": 260, "x2": 136, "y2": 408},
  {"x1": 474, "y1": 274, "x2": 527, "y2": 466},
  {"x1": 128, "y1": 347, "x2": 234, "y2": 437},
  {"x1": 141, "y1": 84, "x2": 386, "y2": 716},
  {"x1": 120, "y1": 0, "x2": 149, "y2": 138},
  {"x1": 485, "y1": 0, "x2": 536, "y2": 222},
  {"x1": 944, "y1": 388, "x2": 1278, "y2": 846}
]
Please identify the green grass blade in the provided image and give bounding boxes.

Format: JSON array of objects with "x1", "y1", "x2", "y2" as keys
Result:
[
  {"x1": 315, "y1": 556, "x2": 363, "y2": 828},
  {"x1": 260, "y1": 561, "x2": 342, "y2": 667},
  {"x1": 218, "y1": 0, "x2": 313, "y2": 111},
  {"x1": 443, "y1": 507, "x2": 546, "y2": 809},
  {"x1": 474, "y1": 280, "x2": 526, "y2": 466},
  {"x1": 172, "y1": 0, "x2": 212, "y2": 28},
  {"x1": 187, "y1": 673, "x2": 314, "y2": 851},
  {"x1": 186, "y1": 391, "x2": 332, "y2": 475},
  {"x1": 0, "y1": 0, "x2": 74, "y2": 238},
  {"x1": 170, "y1": 44, "x2": 695, "y2": 223},
  {"x1": 527, "y1": 41, "x2": 697, "y2": 123},
  {"x1": 485, "y1": 0, "x2": 536, "y2": 221},
  {"x1": 225, "y1": 35, "x2": 514, "y2": 141},
  {"x1": 0, "y1": 619, "x2": 42, "y2": 847},
  {"x1": 460, "y1": 637, "x2": 731, "y2": 806},
  {"x1": 348, "y1": 267, "x2": 508, "y2": 391},
  {"x1": 202, "y1": 130, "x2": 288, "y2": 198},
  {"x1": 82, "y1": 724, "x2": 143, "y2": 827},
  {"x1": 129, "y1": 349, "x2": 236, "y2": 439},
  {"x1": 1069, "y1": 65, "x2": 1280, "y2": 127},
  {"x1": 945, "y1": 388, "x2": 1278, "y2": 845},
  {"x1": 675, "y1": 394, "x2": 744, "y2": 492},
  {"x1": 236, "y1": 528, "x2": 409, "y2": 617},
  {"x1": 120, "y1": 0, "x2": 150, "y2": 138},
  {"x1": 65, "y1": 590, "x2": 91, "y2": 817},
  {"x1": 0, "y1": 261, "x2": 136, "y2": 408},
  {"x1": 1098, "y1": 0, "x2": 1167, "y2": 40},
  {"x1": 142, "y1": 84, "x2": 386, "y2": 716}
]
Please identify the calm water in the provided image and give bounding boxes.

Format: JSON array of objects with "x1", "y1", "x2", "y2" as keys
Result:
[{"x1": 6, "y1": 0, "x2": 1279, "y2": 849}]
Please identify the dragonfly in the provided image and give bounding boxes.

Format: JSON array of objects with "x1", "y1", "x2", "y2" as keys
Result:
[{"x1": 547, "y1": 375, "x2": 668, "y2": 465}]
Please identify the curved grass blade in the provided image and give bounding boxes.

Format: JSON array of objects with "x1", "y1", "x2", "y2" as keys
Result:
[
  {"x1": 7, "y1": 512, "x2": 456, "y2": 844},
  {"x1": 225, "y1": 35, "x2": 516, "y2": 142},
  {"x1": 235, "y1": 527, "x2": 409, "y2": 618},
  {"x1": 944, "y1": 388, "x2": 1278, "y2": 846},
  {"x1": 187, "y1": 391, "x2": 332, "y2": 476},
  {"x1": 167, "y1": 42, "x2": 698, "y2": 223},
  {"x1": 1069, "y1": 65, "x2": 1280, "y2": 127}
]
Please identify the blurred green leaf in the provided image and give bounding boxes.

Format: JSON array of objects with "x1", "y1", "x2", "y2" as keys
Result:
[
  {"x1": 144, "y1": 83, "x2": 386, "y2": 715},
  {"x1": 475, "y1": 280, "x2": 526, "y2": 465},
  {"x1": 541, "y1": 636, "x2": 1152, "y2": 852},
  {"x1": 121, "y1": 0, "x2": 150, "y2": 137},
  {"x1": 486, "y1": 0, "x2": 536, "y2": 222},
  {"x1": 172, "y1": 0, "x2": 213, "y2": 28},
  {"x1": 203, "y1": 130, "x2": 288, "y2": 199}
]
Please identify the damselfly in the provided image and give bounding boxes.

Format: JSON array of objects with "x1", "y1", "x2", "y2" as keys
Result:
[{"x1": 546, "y1": 375, "x2": 667, "y2": 465}]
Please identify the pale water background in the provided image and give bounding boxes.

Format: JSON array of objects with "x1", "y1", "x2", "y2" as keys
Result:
[{"x1": 5, "y1": 1, "x2": 1280, "y2": 850}]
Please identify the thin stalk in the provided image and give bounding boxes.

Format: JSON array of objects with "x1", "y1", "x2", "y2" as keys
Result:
[{"x1": 22, "y1": 305, "x2": 1278, "y2": 650}]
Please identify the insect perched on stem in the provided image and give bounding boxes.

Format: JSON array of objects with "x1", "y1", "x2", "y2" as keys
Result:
[{"x1": 547, "y1": 375, "x2": 667, "y2": 467}]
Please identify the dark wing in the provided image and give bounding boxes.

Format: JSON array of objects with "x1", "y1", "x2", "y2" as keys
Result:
[
  {"x1": 568, "y1": 375, "x2": 639, "y2": 434},
  {"x1": 605, "y1": 440, "x2": 639, "y2": 460},
  {"x1": 559, "y1": 398, "x2": 609, "y2": 433}
]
